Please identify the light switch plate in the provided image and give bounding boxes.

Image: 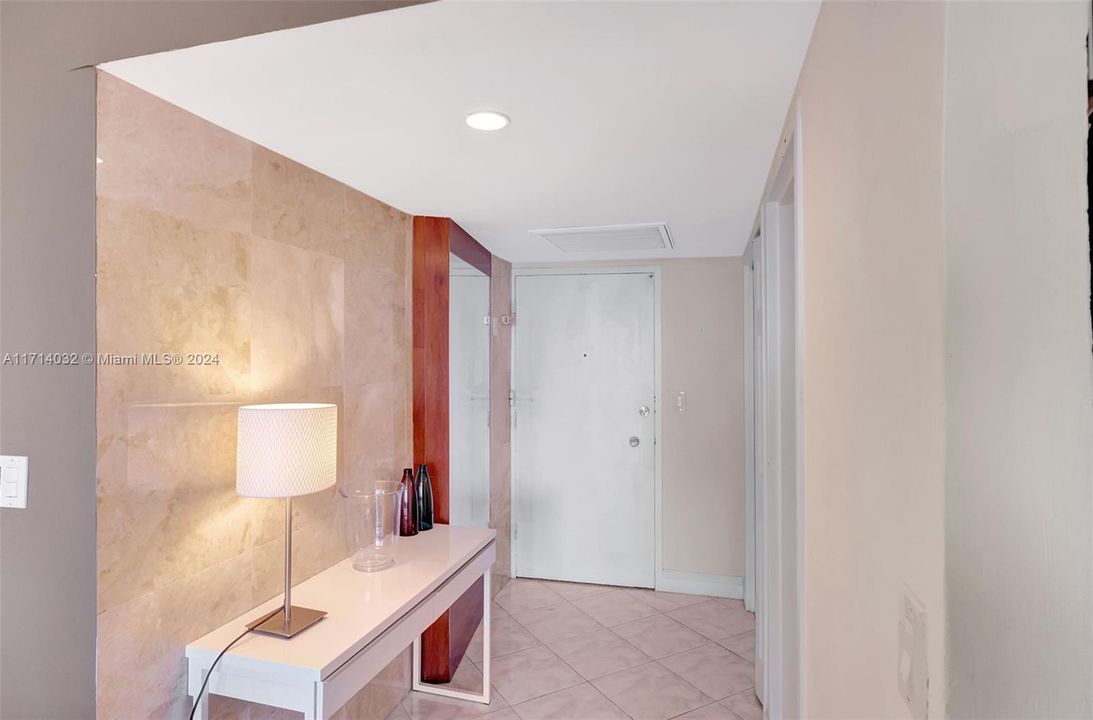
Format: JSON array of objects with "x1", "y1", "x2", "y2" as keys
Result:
[
  {"x1": 0, "y1": 455, "x2": 29, "y2": 509},
  {"x1": 897, "y1": 585, "x2": 928, "y2": 720}
]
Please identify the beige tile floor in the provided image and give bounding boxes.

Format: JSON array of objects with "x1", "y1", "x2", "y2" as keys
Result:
[{"x1": 388, "y1": 579, "x2": 761, "y2": 720}]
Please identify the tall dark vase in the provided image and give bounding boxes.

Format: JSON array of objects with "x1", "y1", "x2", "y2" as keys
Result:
[
  {"x1": 398, "y1": 467, "x2": 418, "y2": 537},
  {"x1": 415, "y1": 463, "x2": 434, "y2": 531}
]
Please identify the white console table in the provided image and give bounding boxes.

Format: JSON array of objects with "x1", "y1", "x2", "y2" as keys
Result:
[{"x1": 186, "y1": 525, "x2": 496, "y2": 720}]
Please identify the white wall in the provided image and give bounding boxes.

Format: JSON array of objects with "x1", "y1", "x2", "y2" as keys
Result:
[
  {"x1": 944, "y1": 2, "x2": 1093, "y2": 716},
  {"x1": 780, "y1": 2, "x2": 949, "y2": 715},
  {"x1": 764, "y1": 1, "x2": 1092, "y2": 716},
  {"x1": 659, "y1": 259, "x2": 745, "y2": 585}
]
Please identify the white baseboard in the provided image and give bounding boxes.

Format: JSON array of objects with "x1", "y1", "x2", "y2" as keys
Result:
[{"x1": 656, "y1": 569, "x2": 744, "y2": 599}]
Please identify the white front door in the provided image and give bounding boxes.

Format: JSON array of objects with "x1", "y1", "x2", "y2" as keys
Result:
[{"x1": 513, "y1": 271, "x2": 656, "y2": 588}]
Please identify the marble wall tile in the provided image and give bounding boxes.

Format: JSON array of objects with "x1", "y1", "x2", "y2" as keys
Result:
[
  {"x1": 96, "y1": 73, "x2": 252, "y2": 236},
  {"x1": 329, "y1": 648, "x2": 412, "y2": 720},
  {"x1": 493, "y1": 510, "x2": 512, "y2": 593},
  {"x1": 489, "y1": 257, "x2": 513, "y2": 596},
  {"x1": 97, "y1": 402, "x2": 281, "y2": 611},
  {"x1": 96, "y1": 198, "x2": 252, "y2": 403},
  {"x1": 251, "y1": 146, "x2": 348, "y2": 255},
  {"x1": 249, "y1": 235, "x2": 345, "y2": 395},
  {"x1": 344, "y1": 267, "x2": 399, "y2": 387},
  {"x1": 237, "y1": 650, "x2": 410, "y2": 720},
  {"x1": 346, "y1": 187, "x2": 409, "y2": 279},
  {"x1": 96, "y1": 71, "x2": 413, "y2": 719},
  {"x1": 345, "y1": 381, "x2": 405, "y2": 483},
  {"x1": 97, "y1": 549, "x2": 257, "y2": 719}
]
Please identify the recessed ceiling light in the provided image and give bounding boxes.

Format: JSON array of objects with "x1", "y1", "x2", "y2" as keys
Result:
[
  {"x1": 96, "y1": 157, "x2": 104, "y2": 164},
  {"x1": 465, "y1": 111, "x2": 509, "y2": 131}
]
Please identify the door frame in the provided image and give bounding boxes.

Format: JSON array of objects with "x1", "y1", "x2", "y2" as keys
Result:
[
  {"x1": 509, "y1": 266, "x2": 662, "y2": 587},
  {"x1": 746, "y1": 104, "x2": 805, "y2": 718},
  {"x1": 742, "y1": 239, "x2": 758, "y2": 617}
]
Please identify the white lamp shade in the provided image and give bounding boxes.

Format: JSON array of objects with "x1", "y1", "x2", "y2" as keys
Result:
[{"x1": 236, "y1": 403, "x2": 338, "y2": 498}]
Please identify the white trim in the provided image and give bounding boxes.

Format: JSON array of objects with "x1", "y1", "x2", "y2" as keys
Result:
[
  {"x1": 742, "y1": 239, "x2": 757, "y2": 614},
  {"x1": 792, "y1": 102, "x2": 806, "y2": 717},
  {"x1": 759, "y1": 198, "x2": 782, "y2": 718},
  {"x1": 745, "y1": 231, "x2": 768, "y2": 707},
  {"x1": 653, "y1": 270, "x2": 664, "y2": 593},
  {"x1": 510, "y1": 267, "x2": 661, "y2": 277},
  {"x1": 528, "y1": 222, "x2": 674, "y2": 252},
  {"x1": 510, "y1": 266, "x2": 662, "y2": 589},
  {"x1": 658, "y1": 569, "x2": 743, "y2": 599},
  {"x1": 752, "y1": 102, "x2": 804, "y2": 720}
]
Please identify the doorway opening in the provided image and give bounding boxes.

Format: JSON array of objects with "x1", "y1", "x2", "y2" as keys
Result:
[{"x1": 744, "y1": 112, "x2": 803, "y2": 717}]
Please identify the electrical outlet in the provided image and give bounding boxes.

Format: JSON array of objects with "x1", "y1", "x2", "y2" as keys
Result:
[{"x1": 897, "y1": 586, "x2": 928, "y2": 719}]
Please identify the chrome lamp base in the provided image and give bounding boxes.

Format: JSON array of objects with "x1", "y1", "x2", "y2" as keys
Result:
[
  {"x1": 247, "y1": 605, "x2": 326, "y2": 638},
  {"x1": 245, "y1": 496, "x2": 326, "y2": 639}
]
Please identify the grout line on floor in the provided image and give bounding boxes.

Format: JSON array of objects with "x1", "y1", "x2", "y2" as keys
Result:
[{"x1": 412, "y1": 580, "x2": 755, "y2": 720}]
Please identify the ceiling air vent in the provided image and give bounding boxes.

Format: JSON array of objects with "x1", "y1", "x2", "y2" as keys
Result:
[{"x1": 530, "y1": 223, "x2": 673, "y2": 253}]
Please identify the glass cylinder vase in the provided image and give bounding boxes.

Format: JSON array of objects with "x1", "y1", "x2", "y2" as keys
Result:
[{"x1": 340, "y1": 481, "x2": 401, "y2": 572}]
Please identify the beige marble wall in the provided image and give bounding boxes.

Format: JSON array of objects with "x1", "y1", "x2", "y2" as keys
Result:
[
  {"x1": 488, "y1": 257, "x2": 513, "y2": 597},
  {"x1": 96, "y1": 72, "x2": 413, "y2": 719}
]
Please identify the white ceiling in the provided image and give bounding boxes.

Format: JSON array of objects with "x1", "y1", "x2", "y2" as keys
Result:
[{"x1": 101, "y1": 0, "x2": 818, "y2": 262}]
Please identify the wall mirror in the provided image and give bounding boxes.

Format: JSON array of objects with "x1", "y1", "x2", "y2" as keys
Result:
[{"x1": 448, "y1": 253, "x2": 491, "y2": 529}]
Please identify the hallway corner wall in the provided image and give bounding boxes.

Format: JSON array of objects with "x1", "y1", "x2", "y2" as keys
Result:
[
  {"x1": 782, "y1": 2, "x2": 948, "y2": 715},
  {"x1": 943, "y1": 2, "x2": 1093, "y2": 716}
]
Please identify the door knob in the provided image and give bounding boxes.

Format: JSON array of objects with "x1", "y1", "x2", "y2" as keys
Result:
[
  {"x1": 638, "y1": 405, "x2": 650, "y2": 417},
  {"x1": 629, "y1": 436, "x2": 640, "y2": 447}
]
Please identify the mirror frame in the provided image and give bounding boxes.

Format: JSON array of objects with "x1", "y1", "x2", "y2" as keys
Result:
[{"x1": 412, "y1": 217, "x2": 493, "y2": 683}]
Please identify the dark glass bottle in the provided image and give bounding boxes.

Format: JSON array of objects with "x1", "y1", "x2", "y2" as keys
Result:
[
  {"x1": 415, "y1": 463, "x2": 434, "y2": 531},
  {"x1": 398, "y1": 467, "x2": 418, "y2": 537}
]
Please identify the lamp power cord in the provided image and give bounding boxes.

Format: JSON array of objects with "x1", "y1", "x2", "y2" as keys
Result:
[{"x1": 187, "y1": 627, "x2": 252, "y2": 720}]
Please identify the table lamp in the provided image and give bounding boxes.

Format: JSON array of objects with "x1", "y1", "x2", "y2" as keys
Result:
[{"x1": 237, "y1": 402, "x2": 337, "y2": 638}]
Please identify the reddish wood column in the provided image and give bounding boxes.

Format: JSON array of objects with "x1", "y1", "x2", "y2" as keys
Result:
[{"x1": 413, "y1": 216, "x2": 488, "y2": 682}]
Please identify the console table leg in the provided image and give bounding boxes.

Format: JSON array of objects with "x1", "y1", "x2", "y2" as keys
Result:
[
  {"x1": 410, "y1": 569, "x2": 492, "y2": 705},
  {"x1": 412, "y1": 633, "x2": 422, "y2": 689},
  {"x1": 192, "y1": 670, "x2": 210, "y2": 720},
  {"x1": 481, "y1": 570, "x2": 491, "y2": 705}
]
